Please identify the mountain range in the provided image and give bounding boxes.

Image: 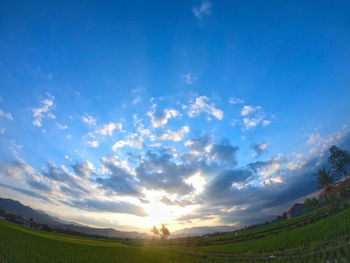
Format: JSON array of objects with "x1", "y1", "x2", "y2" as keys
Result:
[{"x1": 0, "y1": 197, "x2": 236, "y2": 239}]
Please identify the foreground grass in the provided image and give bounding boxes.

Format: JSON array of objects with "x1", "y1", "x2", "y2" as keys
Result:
[
  {"x1": 1, "y1": 206, "x2": 350, "y2": 262},
  {"x1": 166, "y1": 207, "x2": 350, "y2": 262},
  {"x1": 0, "y1": 220, "x2": 203, "y2": 263}
]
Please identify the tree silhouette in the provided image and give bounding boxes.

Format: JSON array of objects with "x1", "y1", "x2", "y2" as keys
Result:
[
  {"x1": 328, "y1": 145, "x2": 350, "y2": 179},
  {"x1": 150, "y1": 225, "x2": 159, "y2": 240},
  {"x1": 314, "y1": 166, "x2": 337, "y2": 204},
  {"x1": 160, "y1": 224, "x2": 170, "y2": 240}
]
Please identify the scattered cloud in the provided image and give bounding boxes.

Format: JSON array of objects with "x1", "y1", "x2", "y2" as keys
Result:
[
  {"x1": 82, "y1": 115, "x2": 97, "y2": 126},
  {"x1": 185, "y1": 135, "x2": 239, "y2": 165},
  {"x1": 229, "y1": 97, "x2": 244, "y2": 105},
  {"x1": 112, "y1": 134, "x2": 143, "y2": 151},
  {"x1": 181, "y1": 73, "x2": 196, "y2": 85},
  {"x1": 262, "y1": 120, "x2": 271, "y2": 127},
  {"x1": 96, "y1": 122, "x2": 123, "y2": 136},
  {"x1": 56, "y1": 123, "x2": 68, "y2": 130},
  {"x1": 251, "y1": 142, "x2": 269, "y2": 157},
  {"x1": 72, "y1": 161, "x2": 95, "y2": 178},
  {"x1": 187, "y1": 96, "x2": 223, "y2": 120},
  {"x1": 147, "y1": 104, "x2": 180, "y2": 128},
  {"x1": 158, "y1": 126, "x2": 190, "y2": 142},
  {"x1": 241, "y1": 105, "x2": 260, "y2": 116},
  {"x1": 307, "y1": 133, "x2": 322, "y2": 145},
  {"x1": 69, "y1": 199, "x2": 148, "y2": 217},
  {"x1": 32, "y1": 93, "x2": 55, "y2": 127},
  {"x1": 241, "y1": 105, "x2": 270, "y2": 130},
  {"x1": 192, "y1": 0, "x2": 212, "y2": 20},
  {"x1": 132, "y1": 96, "x2": 141, "y2": 104},
  {"x1": 97, "y1": 156, "x2": 140, "y2": 196},
  {"x1": 160, "y1": 196, "x2": 193, "y2": 207},
  {"x1": 0, "y1": 109, "x2": 13, "y2": 120},
  {"x1": 88, "y1": 140, "x2": 99, "y2": 148}
]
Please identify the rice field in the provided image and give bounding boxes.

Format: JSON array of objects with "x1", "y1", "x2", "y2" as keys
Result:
[{"x1": 1, "y1": 206, "x2": 350, "y2": 262}]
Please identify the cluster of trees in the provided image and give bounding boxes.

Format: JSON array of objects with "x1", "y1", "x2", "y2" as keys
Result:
[
  {"x1": 0, "y1": 208, "x2": 53, "y2": 231},
  {"x1": 314, "y1": 145, "x2": 350, "y2": 204},
  {"x1": 276, "y1": 145, "x2": 349, "y2": 220},
  {"x1": 150, "y1": 224, "x2": 170, "y2": 240}
]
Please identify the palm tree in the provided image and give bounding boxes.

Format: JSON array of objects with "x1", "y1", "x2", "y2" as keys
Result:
[
  {"x1": 314, "y1": 167, "x2": 337, "y2": 204},
  {"x1": 150, "y1": 225, "x2": 159, "y2": 240},
  {"x1": 160, "y1": 224, "x2": 170, "y2": 240}
]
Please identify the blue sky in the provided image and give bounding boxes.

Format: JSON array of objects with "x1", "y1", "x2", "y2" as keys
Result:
[{"x1": 0, "y1": 0, "x2": 349, "y2": 231}]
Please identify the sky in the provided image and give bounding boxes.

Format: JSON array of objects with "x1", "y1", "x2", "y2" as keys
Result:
[{"x1": 0, "y1": 0, "x2": 350, "y2": 232}]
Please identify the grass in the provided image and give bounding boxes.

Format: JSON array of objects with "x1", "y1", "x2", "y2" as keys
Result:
[
  {"x1": 1, "y1": 205, "x2": 350, "y2": 262},
  {"x1": 0, "y1": 220, "x2": 203, "y2": 263}
]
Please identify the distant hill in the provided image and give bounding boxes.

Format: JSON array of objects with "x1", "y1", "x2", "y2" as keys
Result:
[
  {"x1": 171, "y1": 225, "x2": 236, "y2": 238},
  {"x1": 0, "y1": 198, "x2": 66, "y2": 226},
  {"x1": 0, "y1": 197, "x2": 147, "y2": 239},
  {"x1": 0, "y1": 197, "x2": 237, "y2": 239}
]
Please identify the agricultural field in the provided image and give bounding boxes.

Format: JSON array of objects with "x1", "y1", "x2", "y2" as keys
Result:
[
  {"x1": 0, "y1": 219, "x2": 199, "y2": 263},
  {"x1": 1, "y1": 204, "x2": 350, "y2": 262}
]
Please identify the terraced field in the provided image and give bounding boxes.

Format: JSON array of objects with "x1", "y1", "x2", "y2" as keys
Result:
[
  {"x1": 1, "y1": 205, "x2": 350, "y2": 262},
  {"x1": 0, "y1": 220, "x2": 198, "y2": 263}
]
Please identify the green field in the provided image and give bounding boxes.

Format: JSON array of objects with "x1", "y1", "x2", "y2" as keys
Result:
[{"x1": 1, "y1": 206, "x2": 350, "y2": 262}]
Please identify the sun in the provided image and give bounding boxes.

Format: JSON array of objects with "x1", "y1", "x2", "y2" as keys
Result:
[{"x1": 144, "y1": 202, "x2": 173, "y2": 227}]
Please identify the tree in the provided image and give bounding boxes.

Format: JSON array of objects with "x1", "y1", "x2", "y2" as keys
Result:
[
  {"x1": 328, "y1": 145, "x2": 350, "y2": 179},
  {"x1": 314, "y1": 167, "x2": 337, "y2": 204},
  {"x1": 303, "y1": 198, "x2": 319, "y2": 212},
  {"x1": 160, "y1": 224, "x2": 170, "y2": 240},
  {"x1": 150, "y1": 226, "x2": 159, "y2": 240}
]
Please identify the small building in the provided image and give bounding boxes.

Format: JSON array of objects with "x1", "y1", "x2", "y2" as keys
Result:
[{"x1": 287, "y1": 203, "x2": 304, "y2": 219}]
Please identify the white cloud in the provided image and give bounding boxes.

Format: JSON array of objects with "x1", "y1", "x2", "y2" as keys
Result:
[
  {"x1": 259, "y1": 143, "x2": 268, "y2": 151},
  {"x1": 287, "y1": 159, "x2": 307, "y2": 171},
  {"x1": 158, "y1": 126, "x2": 190, "y2": 142},
  {"x1": 261, "y1": 176, "x2": 283, "y2": 186},
  {"x1": 112, "y1": 134, "x2": 143, "y2": 151},
  {"x1": 307, "y1": 133, "x2": 322, "y2": 145},
  {"x1": 132, "y1": 96, "x2": 141, "y2": 104},
  {"x1": 241, "y1": 105, "x2": 271, "y2": 130},
  {"x1": 66, "y1": 134, "x2": 72, "y2": 139},
  {"x1": 182, "y1": 73, "x2": 196, "y2": 85},
  {"x1": 229, "y1": 97, "x2": 244, "y2": 104},
  {"x1": 64, "y1": 155, "x2": 72, "y2": 161},
  {"x1": 251, "y1": 142, "x2": 269, "y2": 157},
  {"x1": 261, "y1": 160, "x2": 282, "y2": 178},
  {"x1": 306, "y1": 127, "x2": 348, "y2": 157},
  {"x1": 241, "y1": 105, "x2": 260, "y2": 116},
  {"x1": 32, "y1": 93, "x2": 55, "y2": 127},
  {"x1": 96, "y1": 122, "x2": 122, "y2": 136},
  {"x1": 88, "y1": 140, "x2": 99, "y2": 148},
  {"x1": 192, "y1": 0, "x2": 212, "y2": 20},
  {"x1": 0, "y1": 109, "x2": 13, "y2": 120},
  {"x1": 56, "y1": 123, "x2": 68, "y2": 130},
  {"x1": 262, "y1": 120, "x2": 271, "y2": 127},
  {"x1": 82, "y1": 115, "x2": 96, "y2": 126},
  {"x1": 147, "y1": 104, "x2": 180, "y2": 128},
  {"x1": 0, "y1": 128, "x2": 5, "y2": 134},
  {"x1": 187, "y1": 96, "x2": 223, "y2": 120}
]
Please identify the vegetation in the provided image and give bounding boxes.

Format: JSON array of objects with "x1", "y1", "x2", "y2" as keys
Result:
[
  {"x1": 1, "y1": 198, "x2": 350, "y2": 262},
  {"x1": 150, "y1": 224, "x2": 170, "y2": 240},
  {"x1": 1, "y1": 145, "x2": 350, "y2": 262},
  {"x1": 0, "y1": 220, "x2": 197, "y2": 263},
  {"x1": 328, "y1": 145, "x2": 350, "y2": 179}
]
